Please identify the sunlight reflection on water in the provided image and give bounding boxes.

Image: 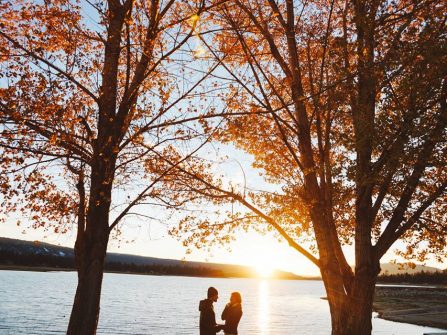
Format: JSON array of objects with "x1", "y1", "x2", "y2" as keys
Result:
[{"x1": 257, "y1": 280, "x2": 269, "y2": 335}]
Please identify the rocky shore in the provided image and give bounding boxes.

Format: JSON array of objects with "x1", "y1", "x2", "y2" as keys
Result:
[{"x1": 374, "y1": 285, "x2": 447, "y2": 329}]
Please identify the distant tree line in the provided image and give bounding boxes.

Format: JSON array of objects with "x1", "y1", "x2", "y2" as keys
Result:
[
  {"x1": 0, "y1": 249, "x2": 74, "y2": 268},
  {"x1": 0, "y1": 249, "x2": 227, "y2": 277},
  {"x1": 378, "y1": 270, "x2": 447, "y2": 285},
  {"x1": 105, "y1": 261, "x2": 226, "y2": 278}
]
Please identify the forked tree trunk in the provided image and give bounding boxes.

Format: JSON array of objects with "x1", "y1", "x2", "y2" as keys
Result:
[{"x1": 67, "y1": 152, "x2": 115, "y2": 335}]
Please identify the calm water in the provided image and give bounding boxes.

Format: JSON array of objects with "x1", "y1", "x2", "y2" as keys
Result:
[{"x1": 0, "y1": 271, "x2": 445, "y2": 335}]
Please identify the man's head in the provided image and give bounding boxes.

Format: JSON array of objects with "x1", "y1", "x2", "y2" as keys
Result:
[{"x1": 207, "y1": 286, "x2": 218, "y2": 302}]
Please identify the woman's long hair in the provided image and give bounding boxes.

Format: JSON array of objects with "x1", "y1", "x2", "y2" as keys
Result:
[{"x1": 231, "y1": 292, "x2": 242, "y2": 304}]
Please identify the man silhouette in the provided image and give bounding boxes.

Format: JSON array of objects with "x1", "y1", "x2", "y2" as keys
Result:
[{"x1": 199, "y1": 287, "x2": 223, "y2": 335}]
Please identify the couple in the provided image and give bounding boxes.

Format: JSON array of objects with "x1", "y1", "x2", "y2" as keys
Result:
[{"x1": 199, "y1": 287, "x2": 243, "y2": 335}]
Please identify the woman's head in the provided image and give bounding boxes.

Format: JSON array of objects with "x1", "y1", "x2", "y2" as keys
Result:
[{"x1": 230, "y1": 291, "x2": 242, "y2": 304}]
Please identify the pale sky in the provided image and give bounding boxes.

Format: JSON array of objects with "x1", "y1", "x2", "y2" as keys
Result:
[
  {"x1": 0, "y1": 141, "x2": 325, "y2": 277},
  {"x1": 2, "y1": 188, "x2": 445, "y2": 277},
  {"x1": 1, "y1": 143, "x2": 445, "y2": 277},
  {"x1": 0, "y1": 215, "x2": 323, "y2": 276}
]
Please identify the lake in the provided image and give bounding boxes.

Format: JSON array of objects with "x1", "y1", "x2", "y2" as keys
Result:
[{"x1": 0, "y1": 270, "x2": 445, "y2": 334}]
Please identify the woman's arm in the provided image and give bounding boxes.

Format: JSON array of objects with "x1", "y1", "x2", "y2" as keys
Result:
[{"x1": 221, "y1": 304, "x2": 230, "y2": 320}]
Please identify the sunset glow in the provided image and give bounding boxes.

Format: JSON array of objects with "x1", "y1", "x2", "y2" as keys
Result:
[{"x1": 255, "y1": 265, "x2": 274, "y2": 278}]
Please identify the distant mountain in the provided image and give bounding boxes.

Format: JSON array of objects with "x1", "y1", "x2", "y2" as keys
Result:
[
  {"x1": 379, "y1": 262, "x2": 443, "y2": 275},
  {"x1": 378, "y1": 263, "x2": 447, "y2": 285},
  {"x1": 0, "y1": 237, "x2": 304, "y2": 280}
]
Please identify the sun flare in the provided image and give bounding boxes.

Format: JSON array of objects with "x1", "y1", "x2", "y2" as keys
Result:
[{"x1": 255, "y1": 265, "x2": 274, "y2": 278}]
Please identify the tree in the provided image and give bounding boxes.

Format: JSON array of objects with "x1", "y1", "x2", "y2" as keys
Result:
[
  {"x1": 0, "y1": 0, "x2": 225, "y2": 333},
  {"x1": 168, "y1": 1, "x2": 447, "y2": 334}
]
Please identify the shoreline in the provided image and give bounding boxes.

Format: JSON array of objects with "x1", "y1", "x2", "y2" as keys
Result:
[
  {"x1": 374, "y1": 286, "x2": 447, "y2": 330},
  {"x1": 0, "y1": 264, "x2": 317, "y2": 280},
  {"x1": 0, "y1": 264, "x2": 75, "y2": 272}
]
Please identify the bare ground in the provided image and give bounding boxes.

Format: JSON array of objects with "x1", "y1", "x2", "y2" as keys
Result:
[{"x1": 374, "y1": 285, "x2": 447, "y2": 329}]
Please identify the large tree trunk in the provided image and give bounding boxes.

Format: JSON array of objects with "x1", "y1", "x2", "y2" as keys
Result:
[{"x1": 326, "y1": 274, "x2": 377, "y2": 335}]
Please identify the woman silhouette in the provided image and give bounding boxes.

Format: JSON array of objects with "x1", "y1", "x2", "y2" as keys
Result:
[{"x1": 221, "y1": 292, "x2": 243, "y2": 335}]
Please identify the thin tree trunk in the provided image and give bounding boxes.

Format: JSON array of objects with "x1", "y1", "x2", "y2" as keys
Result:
[
  {"x1": 67, "y1": 152, "x2": 115, "y2": 334},
  {"x1": 67, "y1": 224, "x2": 109, "y2": 335}
]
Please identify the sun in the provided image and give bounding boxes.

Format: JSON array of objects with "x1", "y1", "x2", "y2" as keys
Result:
[
  {"x1": 255, "y1": 265, "x2": 274, "y2": 278},
  {"x1": 213, "y1": 233, "x2": 319, "y2": 278}
]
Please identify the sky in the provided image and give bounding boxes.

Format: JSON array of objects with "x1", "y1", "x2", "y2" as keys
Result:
[
  {"x1": 0, "y1": 139, "x2": 324, "y2": 277},
  {"x1": 0, "y1": 220, "x2": 322, "y2": 276},
  {"x1": 2, "y1": 142, "x2": 445, "y2": 277},
  {"x1": 3, "y1": 205, "x2": 445, "y2": 277}
]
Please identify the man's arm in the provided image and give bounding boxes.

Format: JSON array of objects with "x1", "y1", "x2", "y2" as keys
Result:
[{"x1": 202, "y1": 304, "x2": 217, "y2": 330}]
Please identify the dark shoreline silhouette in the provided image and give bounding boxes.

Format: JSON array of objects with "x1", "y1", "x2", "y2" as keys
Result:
[
  {"x1": 0, "y1": 237, "x2": 304, "y2": 279},
  {"x1": 3, "y1": 237, "x2": 446, "y2": 283},
  {"x1": 378, "y1": 271, "x2": 447, "y2": 285}
]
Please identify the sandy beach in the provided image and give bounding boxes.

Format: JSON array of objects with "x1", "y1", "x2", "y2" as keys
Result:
[{"x1": 374, "y1": 285, "x2": 447, "y2": 329}]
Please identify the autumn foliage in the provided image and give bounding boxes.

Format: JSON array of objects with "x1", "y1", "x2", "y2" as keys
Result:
[
  {"x1": 167, "y1": 1, "x2": 447, "y2": 334},
  {"x1": 1, "y1": 0, "x2": 223, "y2": 334}
]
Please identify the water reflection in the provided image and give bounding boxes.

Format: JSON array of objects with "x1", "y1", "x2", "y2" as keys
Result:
[
  {"x1": 1, "y1": 272, "x2": 445, "y2": 335},
  {"x1": 258, "y1": 280, "x2": 269, "y2": 335}
]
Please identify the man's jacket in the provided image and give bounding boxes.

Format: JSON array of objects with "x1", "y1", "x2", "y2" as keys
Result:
[{"x1": 199, "y1": 299, "x2": 218, "y2": 335}]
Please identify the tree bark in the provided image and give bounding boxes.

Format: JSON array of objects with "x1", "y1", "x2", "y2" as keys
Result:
[
  {"x1": 67, "y1": 150, "x2": 116, "y2": 334},
  {"x1": 67, "y1": 226, "x2": 109, "y2": 335},
  {"x1": 326, "y1": 273, "x2": 378, "y2": 335}
]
